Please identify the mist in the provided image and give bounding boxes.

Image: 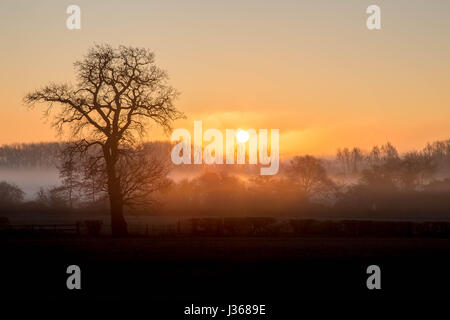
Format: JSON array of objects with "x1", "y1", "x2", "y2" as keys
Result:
[{"x1": 0, "y1": 167, "x2": 59, "y2": 200}]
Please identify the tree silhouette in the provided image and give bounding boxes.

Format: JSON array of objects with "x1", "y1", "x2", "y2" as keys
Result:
[
  {"x1": 351, "y1": 147, "x2": 364, "y2": 173},
  {"x1": 287, "y1": 155, "x2": 335, "y2": 198},
  {"x1": 79, "y1": 150, "x2": 105, "y2": 204},
  {"x1": 78, "y1": 143, "x2": 173, "y2": 210},
  {"x1": 0, "y1": 181, "x2": 24, "y2": 206},
  {"x1": 58, "y1": 150, "x2": 80, "y2": 209},
  {"x1": 25, "y1": 44, "x2": 183, "y2": 235}
]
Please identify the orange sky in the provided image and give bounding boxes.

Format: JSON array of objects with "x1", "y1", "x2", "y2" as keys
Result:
[{"x1": 1, "y1": 0, "x2": 450, "y2": 155}]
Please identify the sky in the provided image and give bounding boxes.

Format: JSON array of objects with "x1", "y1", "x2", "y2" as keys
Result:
[{"x1": 1, "y1": 0, "x2": 450, "y2": 155}]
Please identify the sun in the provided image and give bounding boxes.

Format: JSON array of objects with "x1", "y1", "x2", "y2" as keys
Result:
[{"x1": 236, "y1": 129, "x2": 250, "y2": 143}]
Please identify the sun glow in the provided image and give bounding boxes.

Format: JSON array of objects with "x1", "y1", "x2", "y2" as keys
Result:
[{"x1": 236, "y1": 129, "x2": 250, "y2": 143}]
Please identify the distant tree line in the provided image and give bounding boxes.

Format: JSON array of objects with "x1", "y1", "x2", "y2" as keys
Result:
[
  {"x1": 0, "y1": 142, "x2": 64, "y2": 168},
  {"x1": 335, "y1": 139, "x2": 450, "y2": 175}
]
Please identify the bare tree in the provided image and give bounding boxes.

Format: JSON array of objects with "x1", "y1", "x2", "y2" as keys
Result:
[
  {"x1": 0, "y1": 181, "x2": 24, "y2": 206},
  {"x1": 337, "y1": 148, "x2": 352, "y2": 173},
  {"x1": 85, "y1": 143, "x2": 173, "y2": 210},
  {"x1": 336, "y1": 149, "x2": 345, "y2": 173},
  {"x1": 351, "y1": 147, "x2": 364, "y2": 173},
  {"x1": 121, "y1": 146, "x2": 172, "y2": 209},
  {"x1": 25, "y1": 45, "x2": 183, "y2": 235},
  {"x1": 287, "y1": 155, "x2": 335, "y2": 198},
  {"x1": 397, "y1": 151, "x2": 434, "y2": 190},
  {"x1": 380, "y1": 142, "x2": 399, "y2": 162},
  {"x1": 367, "y1": 145, "x2": 381, "y2": 166},
  {"x1": 79, "y1": 151, "x2": 105, "y2": 204},
  {"x1": 361, "y1": 150, "x2": 434, "y2": 191},
  {"x1": 58, "y1": 150, "x2": 81, "y2": 209}
]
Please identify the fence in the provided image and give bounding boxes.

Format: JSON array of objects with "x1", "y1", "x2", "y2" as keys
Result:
[
  {"x1": 0, "y1": 223, "x2": 80, "y2": 235},
  {"x1": 1, "y1": 219, "x2": 450, "y2": 237}
]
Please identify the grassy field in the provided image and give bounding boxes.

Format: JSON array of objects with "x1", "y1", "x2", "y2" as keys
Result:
[{"x1": 1, "y1": 236, "x2": 450, "y2": 300}]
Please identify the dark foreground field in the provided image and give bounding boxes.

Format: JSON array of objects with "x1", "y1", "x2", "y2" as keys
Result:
[{"x1": 1, "y1": 236, "x2": 450, "y2": 304}]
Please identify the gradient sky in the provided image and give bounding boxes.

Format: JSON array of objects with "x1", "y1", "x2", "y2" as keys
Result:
[{"x1": 1, "y1": 0, "x2": 450, "y2": 155}]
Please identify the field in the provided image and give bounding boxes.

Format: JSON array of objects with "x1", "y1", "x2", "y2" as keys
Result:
[{"x1": 1, "y1": 235, "x2": 450, "y2": 301}]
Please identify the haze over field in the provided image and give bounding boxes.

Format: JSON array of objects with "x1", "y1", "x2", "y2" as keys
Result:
[{"x1": 0, "y1": 167, "x2": 59, "y2": 199}]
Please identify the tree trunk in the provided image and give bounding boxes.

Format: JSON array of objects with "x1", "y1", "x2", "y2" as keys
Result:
[
  {"x1": 104, "y1": 145, "x2": 128, "y2": 236},
  {"x1": 108, "y1": 175, "x2": 128, "y2": 236}
]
